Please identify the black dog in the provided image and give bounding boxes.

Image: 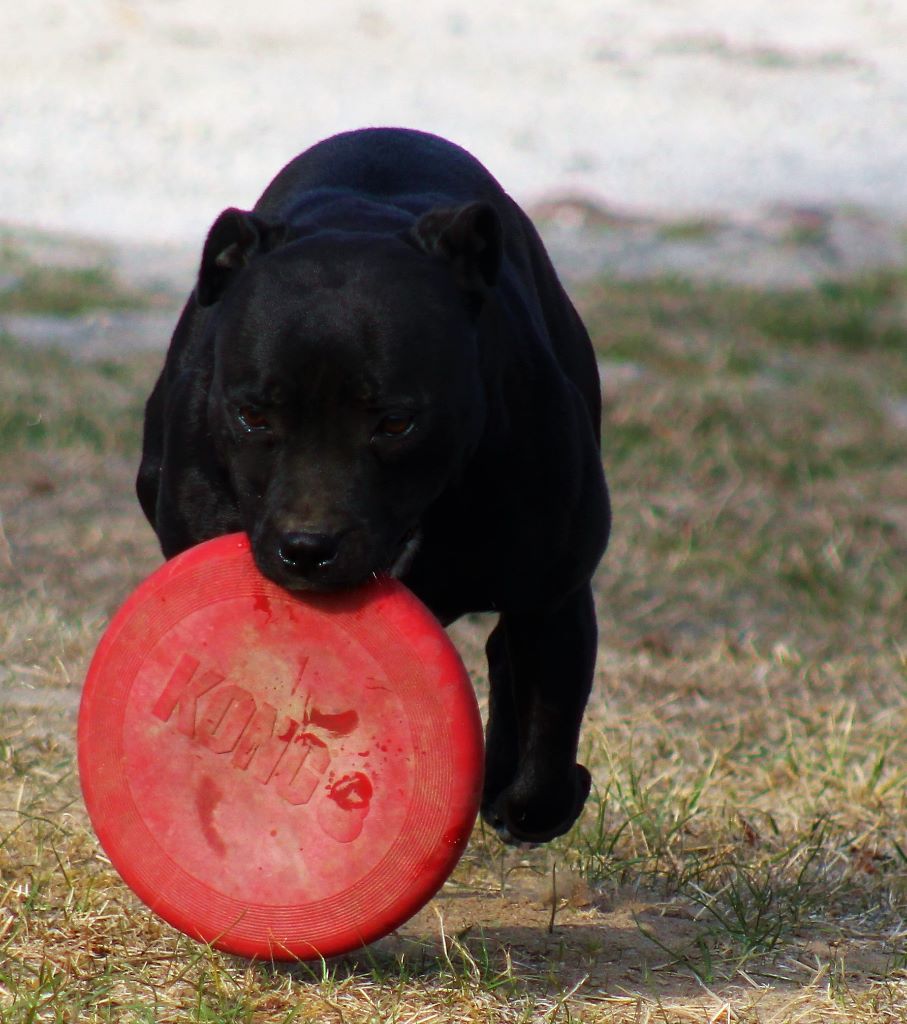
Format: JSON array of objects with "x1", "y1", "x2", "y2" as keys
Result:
[{"x1": 137, "y1": 127, "x2": 610, "y2": 844}]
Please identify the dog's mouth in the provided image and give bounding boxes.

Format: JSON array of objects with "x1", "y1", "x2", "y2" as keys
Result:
[{"x1": 252, "y1": 524, "x2": 422, "y2": 594}]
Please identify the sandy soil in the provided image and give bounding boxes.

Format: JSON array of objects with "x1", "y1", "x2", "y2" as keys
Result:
[{"x1": 4, "y1": 0, "x2": 907, "y2": 248}]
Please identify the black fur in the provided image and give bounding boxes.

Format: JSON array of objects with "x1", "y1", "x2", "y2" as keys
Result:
[{"x1": 138, "y1": 128, "x2": 610, "y2": 843}]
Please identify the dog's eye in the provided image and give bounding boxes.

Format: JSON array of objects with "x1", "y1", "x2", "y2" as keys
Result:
[
  {"x1": 237, "y1": 405, "x2": 270, "y2": 432},
  {"x1": 375, "y1": 413, "x2": 415, "y2": 438}
]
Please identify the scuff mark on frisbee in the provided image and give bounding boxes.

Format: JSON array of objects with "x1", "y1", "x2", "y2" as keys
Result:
[{"x1": 196, "y1": 775, "x2": 227, "y2": 857}]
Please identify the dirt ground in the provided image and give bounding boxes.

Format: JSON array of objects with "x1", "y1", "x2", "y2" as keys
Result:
[{"x1": 3, "y1": 229, "x2": 907, "y2": 1019}]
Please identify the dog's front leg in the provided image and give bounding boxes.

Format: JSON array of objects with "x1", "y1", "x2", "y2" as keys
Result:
[{"x1": 481, "y1": 584, "x2": 597, "y2": 844}]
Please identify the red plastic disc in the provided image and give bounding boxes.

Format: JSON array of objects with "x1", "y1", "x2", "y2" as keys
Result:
[{"x1": 78, "y1": 533, "x2": 483, "y2": 961}]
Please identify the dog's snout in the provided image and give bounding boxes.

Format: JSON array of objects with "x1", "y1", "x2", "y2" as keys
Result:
[{"x1": 277, "y1": 530, "x2": 341, "y2": 573}]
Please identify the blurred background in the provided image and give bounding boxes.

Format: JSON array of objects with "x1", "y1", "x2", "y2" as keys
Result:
[{"x1": 4, "y1": 0, "x2": 907, "y2": 250}]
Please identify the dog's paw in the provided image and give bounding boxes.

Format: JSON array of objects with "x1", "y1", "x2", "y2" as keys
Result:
[{"x1": 481, "y1": 764, "x2": 591, "y2": 845}]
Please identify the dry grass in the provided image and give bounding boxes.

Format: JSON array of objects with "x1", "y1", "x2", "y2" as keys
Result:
[{"x1": 1, "y1": 258, "x2": 906, "y2": 1021}]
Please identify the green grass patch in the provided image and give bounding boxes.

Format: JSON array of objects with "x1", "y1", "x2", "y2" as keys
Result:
[
  {"x1": 0, "y1": 264, "x2": 156, "y2": 317},
  {"x1": 581, "y1": 271, "x2": 907, "y2": 363},
  {"x1": 0, "y1": 335, "x2": 158, "y2": 454},
  {"x1": 581, "y1": 271, "x2": 907, "y2": 663}
]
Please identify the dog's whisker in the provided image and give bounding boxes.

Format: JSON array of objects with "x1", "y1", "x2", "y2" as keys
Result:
[{"x1": 389, "y1": 529, "x2": 422, "y2": 579}]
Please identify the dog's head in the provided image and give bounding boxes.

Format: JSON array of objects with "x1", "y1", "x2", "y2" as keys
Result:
[{"x1": 194, "y1": 202, "x2": 501, "y2": 591}]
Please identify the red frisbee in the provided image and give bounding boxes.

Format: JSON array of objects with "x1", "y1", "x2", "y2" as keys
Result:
[{"x1": 78, "y1": 533, "x2": 483, "y2": 961}]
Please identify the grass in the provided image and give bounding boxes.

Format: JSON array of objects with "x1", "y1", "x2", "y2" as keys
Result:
[
  {"x1": 0, "y1": 335, "x2": 156, "y2": 454},
  {"x1": 0, "y1": 235, "x2": 158, "y2": 317},
  {"x1": 0, "y1": 264, "x2": 152, "y2": 317},
  {"x1": 1, "y1": 255, "x2": 906, "y2": 1021}
]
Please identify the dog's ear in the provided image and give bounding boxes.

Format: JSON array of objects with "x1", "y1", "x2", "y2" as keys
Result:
[
  {"x1": 409, "y1": 202, "x2": 502, "y2": 299},
  {"x1": 196, "y1": 208, "x2": 287, "y2": 307}
]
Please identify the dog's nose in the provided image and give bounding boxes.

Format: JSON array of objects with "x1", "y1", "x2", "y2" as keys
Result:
[{"x1": 277, "y1": 531, "x2": 340, "y2": 574}]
